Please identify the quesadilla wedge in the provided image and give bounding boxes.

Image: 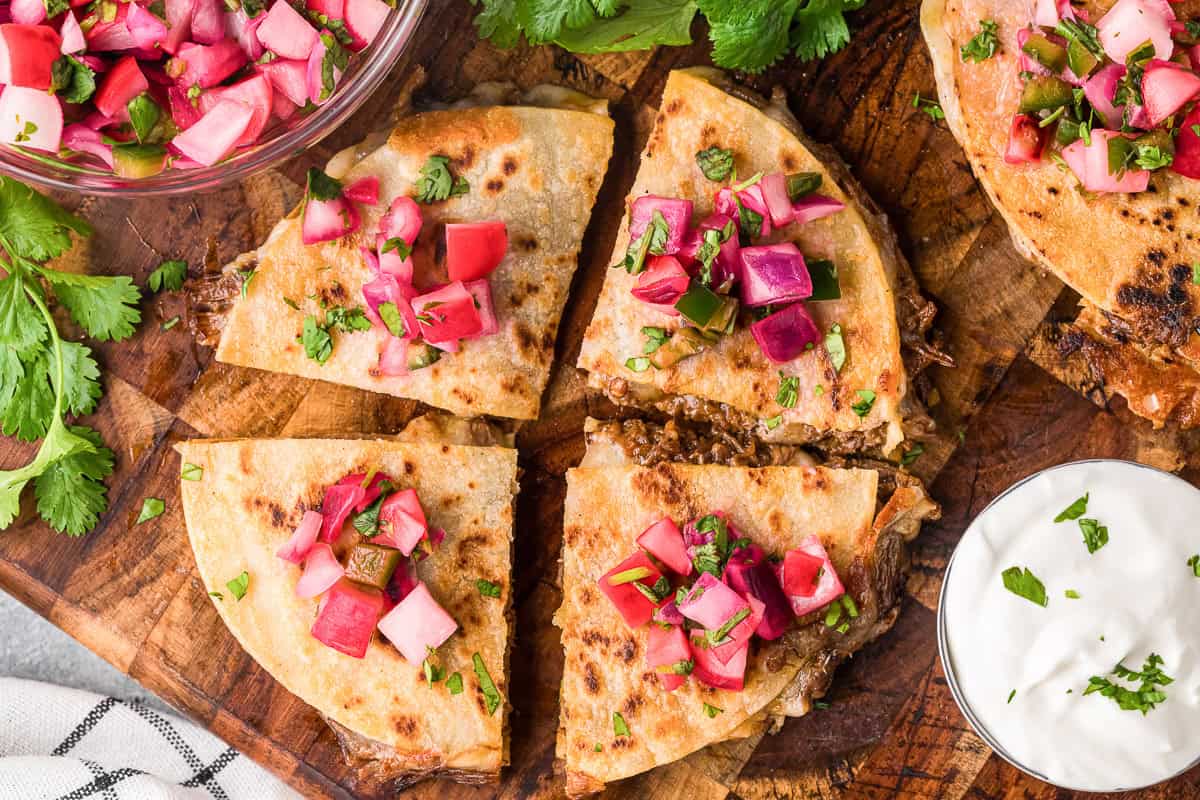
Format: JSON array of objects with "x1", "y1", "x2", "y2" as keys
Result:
[
  {"x1": 922, "y1": 0, "x2": 1200, "y2": 428},
  {"x1": 555, "y1": 423, "x2": 939, "y2": 796},
  {"x1": 177, "y1": 435, "x2": 518, "y2": 787},
  {"x1": 578, "y1": 68, "x2": 950, "y2": 457},
  {"x1": 215, "y1": 89, "x2": 614, "y2": 420}
]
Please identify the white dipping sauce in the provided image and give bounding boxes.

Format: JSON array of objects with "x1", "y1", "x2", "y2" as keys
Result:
[{"x1": 941, "y1": 461, "x2": 1200, "y2": 791}]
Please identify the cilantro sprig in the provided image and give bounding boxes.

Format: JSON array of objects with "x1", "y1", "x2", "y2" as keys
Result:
[
  {"x1": 1085, "y1": 653, "x2": 1173, "y2": 715},
  {"x1": 0, "y1": 178, "x2": 141, "y2": 536},
  {"x1": 470, "y1": 0, "x2": 867, "y2": 73}
]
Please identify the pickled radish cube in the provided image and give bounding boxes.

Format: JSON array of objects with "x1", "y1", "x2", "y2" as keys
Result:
[
  {"x1": 318, "y1": 480, "x2": 365, "y2": 542},
  {"x1": 170, "y1": 98, "x2": 254, "y2": 166},
  {"x1": 598, "y1": 552, "x2": 664, "y2": 629},
  {"x1": 377, "y1": 333, "x2": 408, "y2": 376},
  {"x1": 412, "y1": 281, "x2": 483, "y2": 342},
  {"x1": 198, "y1": 73, "x2": 273, "y2": 147},
  {"x1": 257, "y1": 58, "x2": 309, "y2": 107},
  {"x1": 295, "y1": 542, "x2": 345, "y2": 598},
  {"x1": 379, "y1": 195, "x2": 422, "y2": 245},
  {"x1": 126, "y1": 2, "x2": 168, "y2": 49},
  {"x1": 311, "y1": 578, "x2": 383, "y2": 658},
  {"x1": 446, "y1": 222, "x2": 508, "y2": 282},
  {"x1": 646, "y1": 624, "x2": 691, "y2": 691},
  {"x1": 781, "y1": 548, "x2": 825, "y2": 597},
  {"x1": 1097, "y1": 0, "x2": 1174, "y2": 63},
  {"x1": 174, "y1": 39, "x2": 248, "y2": 88},
  {"x1": 93, "y1": 55, "x2": 149, "y2": 118},
  {"x1": 60, "y1": 12, "x2": 86, "y2": 54},
  {"x1": 0, "y1": 23, "x2": 62, "y2": 89},
  {"x1": 256, "y1": 0, "x2": 319, "y2": 60},
  {"x1": 636, "y1": 517, "x2": 692, "y2": 576},
  {"x1": 629, "y1": 195, "x2": 692, "y2": 255},
  {"x1": 376, "y1": 581, "x2": 458, "y2": 665},
  {"x1": 276, "y1": 509, "x2": 323, "y2": 563},
  {"x1": 678, "y1": 572, "x2": 750, "y2": 631},
  {"x1": 375, "y1": 488, "x2": 427, "y2": 555},
  {"x1": 308, "y1": 0, "x2": 345, "y2": 20},
  {"x1": 0, "y1": 87, "x2": 63, "y2": 152},
  {"x1": 707, "y1": 593, "x2": 764, "y2": 666},
  {"x1": 463, "y1": 280, "x2": 499, "y2": 338},
  {"x1": 190, "y1": 0, "x2": 224, "y2": 44},
  {"x1": 1173, "y1": 105, "x2": 1200, "y2": 179},
  {"x1": 9, "y1": 0, "x2": 46, "y2": 25},
  {"x1": 1141, "y1": 59, "x2": 1200, "y2": 127},
  {"x1": 691, "y1": 634, "x2": 747, "y2": 691},
  {"x1": 343, "y1": 0, "x2": 389, "y2": 50},
  {"x1": 775, "y1": 535, "x2": 845, "y2": 618}
]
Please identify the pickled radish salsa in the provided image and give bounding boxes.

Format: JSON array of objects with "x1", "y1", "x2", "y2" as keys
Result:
[
  {"x1": 274, "y1": 471, "x2": 501, "y2": 706},
  {"x1": 996, "y1": 0, "x2": 1200, "y2": 192},
  {"x1": 295, "y1": 162, "x2": 507, "y2": 375},
  {"x1": 601, "y1": 512, "x2": 855, "y2": 693},
  {"x1": 618, "y1": 155, "x2": 846, "y2": 378},
  {"x1": 0, "y1": 0, "x2": 391, "y2": 176}
]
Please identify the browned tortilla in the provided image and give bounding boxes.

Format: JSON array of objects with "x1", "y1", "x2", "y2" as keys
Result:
[
  {"x1": 177, "y1": 438, "x2": 517, "y2": 779},
  {"x1": 579, "y1": 68, "x2": 913, "y2": 452},
  {"x1": 216, "y1": 99, "x2": 614, "y2": 420},
  {"x1": 922, "y1": 1, "x2": 1200, "y2": 355}
]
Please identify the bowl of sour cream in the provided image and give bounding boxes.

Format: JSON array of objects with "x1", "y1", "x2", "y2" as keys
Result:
[{"x1": 938, "y1": 459, "x2": 1200, "y2": 792}]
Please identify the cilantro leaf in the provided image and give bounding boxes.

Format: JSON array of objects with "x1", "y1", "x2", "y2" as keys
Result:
[
  {"x1": 696, "y1": 146, "x2": 734, "y2": 181},
  {"x1": 850, "y1": 389, "x2": 875, "y2": 417},
  {"x1": 33, "y1": 425, "x2": 113, "y2": 536},
  {"x1": 300, "y1": 315, "x2": 334, "y2": 364},
  {"x1": 0, "y1": 270, "x2": 47, "y2": 355},
  {"x1": 1078, "y1": 518, "x2": 1109, "y2": 554},
  {"x1": 1001, "y1": 566, "x2": 1047, "y2": 607},
  {"x1": 57, "y1": 341, "x2": 101, "y2": 418},
  {"x1": 791, "y1": 0, "x2": 865, "y2": 62},
  {"x1": 2, "y1": 349, "x2": 55, "y2": 441},
  {"x1": 776, "y1": 372, "x2": 799, "y2": 408},
  {"x1": 553, "y1": 0, "x2": 698, "y2": 53},
  {"x1": 960, "y1": 19, "x2": 999, "y2": 62},
  {"x1": 707, "y1": 0, "x2": 797, "y2": 74},
  {"x1": 1054, "y1": 493, "x2": 1088, "y2": 522},
  {"x1": 51, "y1": 55, "x2": 97, "y2": 105},
  {"x1": 148, "y1": 259, "x2": 187, "y2": 293},
  {"x1": 0, "y1": 177, "x2": 92, "y2": 262},
  {"x1": 38, "y1": 269, "x2": 141, "y2": 342},
  {"x1": 415, "y1": 155, "x2": 469, "y2": 204},
  {"x1": 226, "y1": 571, "x2": 250, "y2": 600},
  {"x1": 325, "y1": 305, "x2": 371, "y2": 333}
]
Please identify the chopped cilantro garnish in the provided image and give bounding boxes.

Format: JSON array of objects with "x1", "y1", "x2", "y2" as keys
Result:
[
  {"x1": 696, "y1": 146, "x2": 734, "y2": 181},
  {"x1": 476, "y1": 578, "x2": 502, "y2": 598},
  {"x1": 181, "y1": 463, "x2": 203, "y2": 481},
  {"x1": 1078, "y1": 518, "x2": 1108, "y2": 554},
  {"x1": 136, "y1": 497, "x2": 165, "y2": 524},
  {"x1": 850, "y1": 389, "x2": 876, "y2": 417},
  {"x1": 1001, "y1": 566, "x2": 1047, "y2": 607},
  {"x1": 642, "y1": 326, "x2": 669, "y2": 354},
  {"x1": 1065, "y1": 589, "x2": 1080, "y2": 599},
  {"x1": 377, "y1": 302, "x2": 406, "y2": 338},
  {"x1": 446, "y1": 672, "x2": 464, "y2": 694},
  {"x1": 1007, "y1": 689, "x2": 1016, "y2": 704},
  {"x1": 912, "y1": 93, "x2": 945, "y2": 121},
  {"x1": 473, "y1": 653, "x2": 502, "y2": 715},
  {"x1": 423, "y1": 657, "x2": 444, "y2": 687},
  {"x1": 1188, "y1": 554, "x2": 1199, "y2": 577},
  {"x1": 702, "y1": 702, "x2": 722, "y2": 718},
  {"x1": 825, "y1": 323, "x2": 846, "y2": 372},
  {"x1": 960, "y1": 19, "x2": 999, "y2": 63},
  {"x1": 625, "y1": 356, "x2": 652, "y2": 373},
  {"x1": 1054, "y1": 493, "x2": 1088, "y2": 522},
  {"x1": 299, "y1": 316, "x2": 333, "y2": 364},
  {"x1": 415, "y1": 155, "x2": 469, "y2": 204},
  {"x1": 776, "y1": 372, "x2": 799, "y2": 408},
  {"x1": 147, "y1": 259, "x2": 187, "y2": 293},
  {"x1": 900, "y1": 443, "x2": 924, "y2": 466},
  {"x1": 305, "y1": 167, "x2": 342, "y2": 202},
  {"x1": 763, "y1": 414, "x2": 783, "y2": 430},
  {"x1": 381, "y1": 237, "x2": 412, "y2": 259},
  {"x1": 160, "y1": 316, "x2": 180, "y2": 331},
  {"x1": 612, "y1": 711, "x2": 630, "y2": 737},
  {"x1": 1193, "y1": 263, "x2": 1200, "y2": 286},
  {"x1": 238, "y1": 268, "x2": 256, "y2": 297},
  {"x1": 706, "y1": 607, "x2": 750, "y2": 646},
  {"x1": 226, "y1": 570, "x2": 249, "y2": 601},
  {"x1": 1085, "y1": 653, "x2": 1172, "y2": 714}
]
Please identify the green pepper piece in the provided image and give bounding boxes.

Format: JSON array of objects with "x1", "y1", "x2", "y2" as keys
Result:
[
  {"x1": 407, "y1": 343, "x2": 442, "y2": 371},
  {"x1": 1018, "y1": 76, "x2": 1074, "y2": 114},
  {"x1": 1107, "y1": 135, "x2": 1134, "y2": 176},
  {"x1": 1134, "y1": 128, "x2": 1175, "y2": 157},
  {"x1": 785, "y1": 172, "x2": 822, "y2": 200},
  {"x1": 649, "y1": 327, "x2": 709, "y2": 369},
  {"x1": 345, "y1": 543, "x2": 402, "y2": 590},
  {"x1": 1022, "y1": 33, "x2": 1068, "y2": 73},
  {"x1": 806, "y1": 259, "x2": 841, "y2": 301},
  {"x1": 674, "y1": 282, "x2": 723, "y2": 327},
  {"x1": 112, "y1": 144, "x2": 167, "y2": 178},
  {"x1": 1065, "y1": 39, "x2": 1099, "y2": 78},
  {"x1": 699, "y1": 295, "x2": 739, "y2": 336}
]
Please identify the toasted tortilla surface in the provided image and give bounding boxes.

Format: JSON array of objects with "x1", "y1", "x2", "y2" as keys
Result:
[
  {"x1": 178, "y1": 438, "x2": 518, "y2": 778},
  {"x1": 216, "y1": 102, "x2": 614, "y2": 420},
  {"x1": 578, "y1": 68, "x2": 909, "y2": 452}
]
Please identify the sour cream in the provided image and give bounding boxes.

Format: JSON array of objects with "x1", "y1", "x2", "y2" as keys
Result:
[{"x1": 939, "y1": 460, "x2": 1200, "y2": 791}]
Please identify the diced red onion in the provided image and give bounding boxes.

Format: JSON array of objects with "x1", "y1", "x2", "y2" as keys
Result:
[
  {"x1": 1083, "y1": 64, "x2": 1127, "y2": 128},
  {"x1": 463, "y1": 279, "x2": 499, "y2": 338},
  {"x1": 723, "y1": 548, "x2": 792, "y2": 641},
  {"x1": 739, "y1": 243, "x2": 812, "y2": 308},
  {"x1": 342, "y1": 175, "x2": 379, "y2": 205},
  {"x1": 318, "y1": 481, "x2": 364, "y2": 542},
  {"x1": 707, "y1": 593, "x2": 764, "y2": 666},
  {"x1": 376, "y1": 329, "x2": 409, "y2": 376},
  {"x1": 757, "y1": 172, "x2": 795, "y2": 226},
  {"x1": 1061, "y1": 131, "x2": 1150, "y2": 193},
  {"x1": 190, "y1": 0, "x2": 225, "y2": 44},
  {"x1": 172, "y1": 98, "x2": 255, "y2": 166},
  {"x1": 691, "y1": 633, "x2": 747, "y2": 691},
  {"x1": 9, "y1": 0, "x2": 46, "y2": 25},
  {"x1": 225, "y1": 8, "x2": 265, "y2": 60},
  {"x1": 60, "y1": 12, "x2": 86, "y2": 54},
  {"x1": 375, "y1": 488, "x2": 427, "y2": 555},
  {"x1": 412, "y1": 281, "x2": 483, "y2": 343},
  {"x1": 342, "y1": 0, "x2": 389, "y2": 50},
  {"x1": 773, "y1": 535, "x2": 845, "y2": 617},
  {"x1": 61, "y1": 124, "x2": 114, "y2": 167},
  {"x1": 127, "y1": 3, "x2": 168, "y2": 49},
  {"x1": 199, "y1": 73, "x2": 273, "y2": 147},
  {"x1": 301, "y1": 193, "x2": 360, "y2": 244},
  {"x1": 736, "y1": 183, "x2": 772, "y2": 238},
  {"x1": 645, "y1": 624, "x2": 690, "y2": 691},
  {"x1": 256, "y1": 57, "x2": 308, "y2": 106},
  {"x1": 791, "y1": 194, "x2": 845, "y2": 225},
  {"x1": 1096, "y1": 0, "x2": 1174, "y2": 63},
  {"x1": 749, "y1": 302, "x2": 821, "y2": 364},
  {"x1": 361, "y1": 272, "x2": 417, "y2": 338},
  {"x1": 631, "y1": 254, "x2": 689, "y2": 313},
  {"x1": 653, "y1": 598, "x2": 685, "y2": 626},
  {"x1": 174, "y1": 39, "x2": 248, "y2": 88}
]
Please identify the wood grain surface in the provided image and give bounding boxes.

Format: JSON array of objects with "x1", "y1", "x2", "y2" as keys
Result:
[{"x1": 2, "y1": 0, "x2": 1198, "y2": 797}]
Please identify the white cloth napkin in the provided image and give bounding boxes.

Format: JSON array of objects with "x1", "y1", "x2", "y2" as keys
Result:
[{"x1": 0, "y1": 678, "x2": 299, "y2": 800}]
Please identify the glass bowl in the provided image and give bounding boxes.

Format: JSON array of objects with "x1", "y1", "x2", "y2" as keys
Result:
[{"x1": 0, "y1": 0, "x2": 427, "y2": 197}]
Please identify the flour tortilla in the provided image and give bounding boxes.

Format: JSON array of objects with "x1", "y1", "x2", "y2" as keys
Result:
[
  {"x1": 555, "y1": 462, "x2": 885, "y2": 795},
  {"x1": 177, "y1": 438, "x2": 518, "y2": 780},
  {"x1": 578, "y1": 68, "x2": 913, "y2": 453},
  {"x1": 922, "y1": 0, "x2": 1200, "y2": 358},
  {"x1": 216, "y1": 98, "x2": 614, "y2": 420}
]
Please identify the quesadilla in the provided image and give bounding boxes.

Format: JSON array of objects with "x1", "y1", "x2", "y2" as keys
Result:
[
  {"x1": 177, "y1": 435, "x2": 518, "y2": 786},
  {"x1": 555, "y1": 420, "x2": 938, "y2": 796},
  {"x1": 215, "y1": 89, "x2": 614, "y2": 420},
  {"x1": 922, "y1": 0, "x2": 1200, "y2": 428},
  {"x1": 578, "y1": 68, "x2": 950, "y2": 457}
]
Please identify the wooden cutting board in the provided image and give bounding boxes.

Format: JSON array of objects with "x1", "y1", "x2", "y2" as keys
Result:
[{"x1": 2, "y1": 0, "x2": 1197, "y2": 797}]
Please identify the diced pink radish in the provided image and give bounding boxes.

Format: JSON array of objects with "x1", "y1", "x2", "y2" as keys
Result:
[
  {"x1": 1190, "y1": 44, "x2": 1200, "y2": 73},
  {"x1": 757, "y1": 172, "x2": 795, "y2": 226},
  {"x1": 376, "y1": 581, "x2": 458, "y2": 664},
  {"x1": 167, "y1": 86, "x2": 202, "y2": 129},
  {"x1": 271, "y1": 87, "x2": 298, "y2": 121},
  {"x1": 318, "y1": 480, "x2": 365, "y2": 542},
  {"x1": 598, "y1": 552, "x2": 664, "y2": 629},
  {"x1": 781, "y1": 548, "x2": 825, "y2": 597},
  {"x1": 343, "y1": 175, "x2": 379, "y2": 205},
  {"x1": 696, "y1": 213, "x2": 741, "y2": 287},
  {"x1": 276, "y1": 509, "x2": 323, "y2": 563},
  {"x1": 309, "y1": 0, "x2": 345, "y2": 20},
  {"x1": 1172, "y1": 105, "x2": 1200, "y2": 179},
  {"x1": 750, "y1": 302, "x2": 822, "y2": 364},
  {"x1": 739, "y1": 243, "x2": 812, "y2": 307},
  {"x1": 1016, "y1": 28, "x2": 1051, "y2": 78},
  {"x1": 1141, "y1": 59, "x2": 1200, "y2": 126},
  {"x1": 199, "y1": 73, "x2": 272, "y2": 146},
  {"x1": 344, "y1": 471, "x2": 392, "y2": 512},
  {"x1": 375, "y1": 488, "x2": 427, "y2": 555},
  {"x1": 631, "y1": 255, "x2": 688, "y2": 313},
  {"x1": 791, "y1": 194, "x2": 845, "y2": 225},
  {"x1": 708, "y1": 594, "x2": 764, "y2": 666},
  {"x1": 629, "y1": 195, "x2": 692, "y2": 255},
  {"x1": 256, "y1": 0, "x2": 319, "y2": 60},
  {"x1": 170, "y1": 97, "x2": 253, "y2": 165},
  {"x1": 362, "y1": 273, "x2": 418, "y2": 339},
  {"x1": 775, "y1": 535, "x2": 845, "y2": 617},
  {"x1": 311, "y1": 578, "x2": 383, "y2": 658},
  {"x1": 0, "y1": 24, "x2": 63, "y2": 90},
  {"x1": 636, "y1": 517, "x2": 692, "y2": 576},
  {"x1": 384, "y1": 555, "x2": 418, "y2": 606},
  {"x1": 225, "y1": 8, "x2": 265, "y2": 59},
  {"x1": 9, "y1": 0, "x2": 46, "y2": 25},
  {"x1": 678, "y1": 572, "x2": 749, "y2": 630},
  {"x1": 463, "y1": 279, "x2": 499, "y2": 338},
  {"x1": 380, "y1": 195, "x2": 422, "y2": 244},
  {"x1": 1005, "y1": 114, "x2": 1050, "y2": 165},
  {"x1": 1083, "y1": 64, "x2": 1127, "y2": 128},
  {"x1": 446, "y1": 222, "x2": 508, "y2": 282},
  {"x1": 1035, "y1": 0, "x2": 1060, "y2": 27},
  {"x1": 0, "y1": 86, "x2": 63, "y2": 152},
  {"x1": 736, "y1": 184, "x2": 773, "y2": 238},
  {"x1": 723, "y1": 548, "x2": 791, "y2": 640},
  {"x1": 190, "y1": 0, "x2": 224, "y2": 44},
  {"x1": 653, "y1": 597, "x2": 684, "y2": 626},
  {"x1": 295, "y1": 542, "x2": 345, "y2": 598},
  {"x1": 174, "y1": 39, "x2": 248, "y2": 88},
  {"x1": 377, "y1": 331, "x2": 408, "y2": 376},
  {"x1": 412, "y1": 281, "x2": 483, "y2": 342},
  {"x1": 1062, "y1": 131, "x2": 1151, "y2": 193},
  {"x1": 256, "y1": 58, "x2": 308, "y2": 106},
  {"x1": 343, "y1": 0, "x2": 388, "y2": 50},
  {"x1": 59, "y1": 12, "x2": 86, "y2": 53},
  {"x1": 691, "y1": 634, "x2": 748, "y2": 691},
  {"x1": 646, "y1": 624, "x2": 691, "y2": 691},
  {"x1": 86, "y1": 17, "x2": 138, "y2": 52},
  {"x1": 302, "y1": 193, "x2": 360, "y2": 244},
  {"x1": 126, "y1": 3, "x2": 168, "y2": 49},
  {"x1": 162, "y1": 0, "x2": 192, "y2": 54},
  {"x1": 1097, "y1": 0, "x2": 1174, "y2": 63},
  {"x1": 306, "y1": 30, "x2": 341, "y2": 104},
  {"x1": 61, "y1": 124, "x2": 114, "y2": 167}
]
